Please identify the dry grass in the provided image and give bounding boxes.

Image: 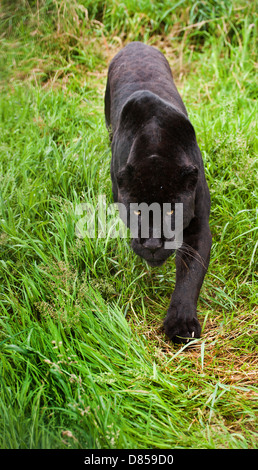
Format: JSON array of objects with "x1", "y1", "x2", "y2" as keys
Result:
[{"x1": 131, "y1": 307, "x2": 258, "y2": 391}]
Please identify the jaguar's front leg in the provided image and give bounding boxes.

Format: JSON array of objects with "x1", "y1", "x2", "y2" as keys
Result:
[{"x1": 164, "y1": 218, "x2": 212, "y2": 343}]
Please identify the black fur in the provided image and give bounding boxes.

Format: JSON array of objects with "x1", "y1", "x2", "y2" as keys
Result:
[{"x1": 105, "y1": 42, "x2": 212, "y2": 343}]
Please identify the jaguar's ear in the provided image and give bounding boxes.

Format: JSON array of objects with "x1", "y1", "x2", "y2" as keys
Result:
[
  {"x1": 180, "y1": 164, "x2": 198, "y2": 190},
  {"x1": 117, "y1": 163, "x2": 134, "y2": 187},
  {"x1": 119, "y1": 91, "x2": 157, "y2": 130}
]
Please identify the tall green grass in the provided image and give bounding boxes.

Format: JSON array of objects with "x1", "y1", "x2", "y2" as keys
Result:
[{"x1": 0, "y1": 0, "x2": 257, "y2": 449}]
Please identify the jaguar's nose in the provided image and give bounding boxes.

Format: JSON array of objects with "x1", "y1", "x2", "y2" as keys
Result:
[{"x1": 142, "y1": 238, "x2": 163, "y2": 253}]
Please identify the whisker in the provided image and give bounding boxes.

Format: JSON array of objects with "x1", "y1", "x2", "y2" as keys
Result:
[
  {"x1": 164, "y1": 239, "x2": 206, "y2": 268},
  {"x1": 179, "y1": 249, "x2": 206, "y2": 268},
  {"x1": 178, "y1": 242, "x2": 207, "y2": 268},
  {"x1": 175, "y1": 250, "x2": 189, "y2": 270}
]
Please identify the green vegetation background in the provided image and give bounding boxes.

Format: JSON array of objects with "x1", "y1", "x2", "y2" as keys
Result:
[{"x1": 0, "y1": 0, "x2": 257, "y2": 449}]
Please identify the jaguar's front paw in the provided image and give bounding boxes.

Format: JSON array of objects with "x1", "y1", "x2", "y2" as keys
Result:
[{"x1": 163, "y1": 305, "x2": 201, "y2": 343}]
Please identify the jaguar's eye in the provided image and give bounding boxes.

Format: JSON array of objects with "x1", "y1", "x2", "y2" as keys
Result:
[
  {"x1": 134, "y1": 210, "x2": 141, "y2": 216},
  {"x1": 166, "y1": 210, "x2": 174, "y2": 215}
]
